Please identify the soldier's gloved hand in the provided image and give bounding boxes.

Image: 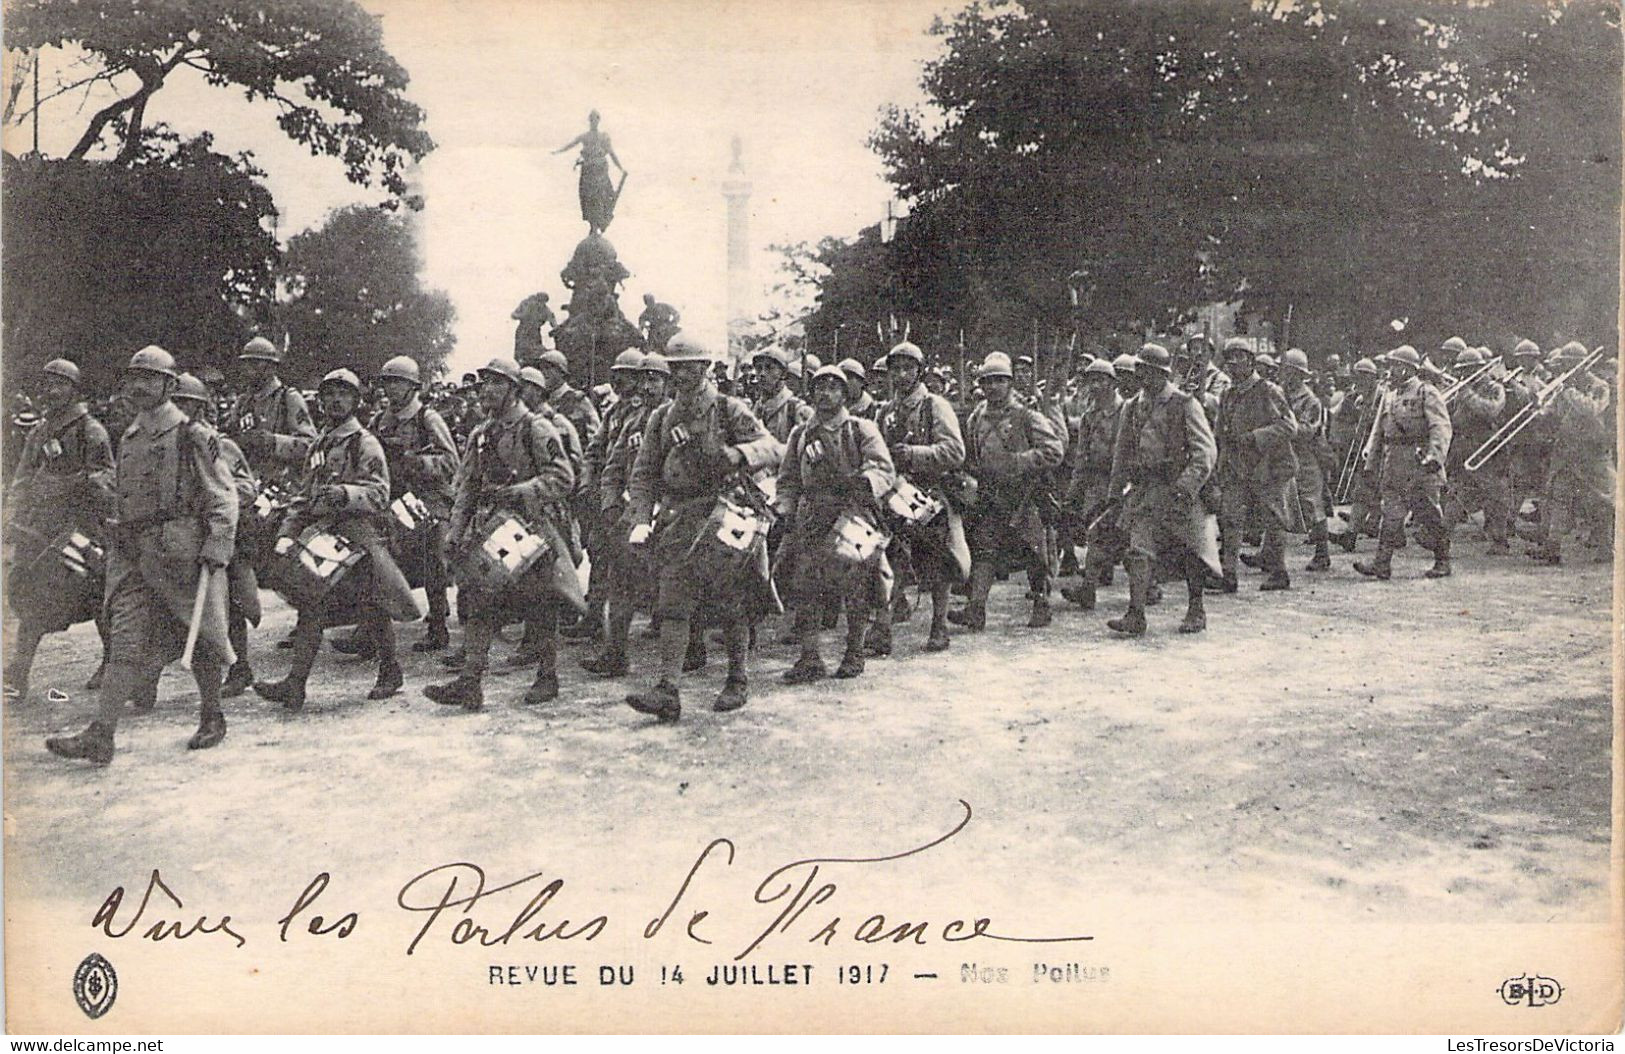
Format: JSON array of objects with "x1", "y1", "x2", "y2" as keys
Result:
[{"x1": 628, "y1": 522, "x2": 653, "y2": 546}]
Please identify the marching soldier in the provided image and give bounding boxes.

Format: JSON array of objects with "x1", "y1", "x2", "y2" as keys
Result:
[
  {"x1": 1104, "y1": 344, "x2": 1218, "y2": 637},
  {"x1": 1443, "y1": 347, "x2": 1511, "y2": 554},
  {"x1": 371, "y1": 356, "x2": 460, "y2": 650},
  {"x1": 867, "y1": 355, "x2": 892, "y2": 408},
  {"x1": 255, "y1": 369, "x2": 420, "y2": 710},
  {"x1": 1212, "y1": 338, "x2": 1300, "y2": 592},
  {"x1": 776, "y1": 365, "x2": 897, "y2": 682},
  {"x1": 3, "y1": 358, "x2": 114, "y2": 703},
  {"x1": 750, "y1": 347, "x2": 814, "y2": 445},
  {"x1": 1505, "y1": 338, "x2": 1552, "y2": 547},
  {"x1": 581, "y1": 351, "x2": 663, "y2": 677},
  {"x1": 1279, "y1": 349, "x2": 1333, "y2": 571},
  {"x1": 46, "y1": 346, "x2": 237, "y2": 765},
  {"x1": 577, "y1": 348, "x2": 649, "y2": 651},
  {"x1": 174, "y1": 373, "x2": 261, "y2": 698},
  {"x1": 1058, "y1": 357, "x2": 1124, "y2": 609},
  {"x1": 623, "y1": 333, "x2": 780, "y2": 721},
  {"x1": 951, "y1": 351, "x2": 1065, "y2": 630},
  {"x1": 231, "y1": 336, "x2": 318, "y2": 482},
  {"x1": 1330, "y1": 356, "x2": 1384, "y2": 551},
  {"x1": 869, "y1": 340, "x2": 965, "y2": 654},
  {"x1": 513, "y1": 364, "x2": 589, "y2": 654},
  {"x1": 1528, "y1": 341, "x2": 1613, "y2": 565},
  {"x1": 426, "y1": 358, "x2": 576, "y2": 710},
  {"x1": 1354, "y1": 345, "x2": 1454, "y2": 580},
  {"x1": 535, "y1": 349, "x2": 603, "y2": 458}
]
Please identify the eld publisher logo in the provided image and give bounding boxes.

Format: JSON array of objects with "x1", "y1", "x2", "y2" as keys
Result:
[
  {"x1": 1499, "y1": 974, "x2": 1563, "y2": 1008},
  {"x1": 72, "y1": 952, "x2": 118, "y2": 1019}
]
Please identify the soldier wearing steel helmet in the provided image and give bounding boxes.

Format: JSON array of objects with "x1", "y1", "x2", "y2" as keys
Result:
[
  {"x1": 839, "y1": 358, "x2": 880, "y2": 421},
  {"x1": 369, "y1": 356, "x2": 460, "y2": 651},
  {"x1": 426, "y1": 358, "x2": 576, "y2": 712},
  {"x1": 1278, "y1": 348, "x2": 1334, "y2": 572},
  {"x1": 255, "y1": 369, "x2": 419, "y2": 712},
  {"x1": 1353, "y1": 345, "x2": 1454, "y2": 580},
  {"x1": 622, "y1": 332, "x2": 781, "y2": 722},
  {"x1": 580, "y1": 350, "x2": 663, "y2": 677},
  {"x1": 951, "y1": 350, "x2": 1065, "y2": 631},
  {"x1": 3, "y1": 357, "x2": 115, "y2": 704},
  {"x1": 574, "y1": 348, "x2": 650, "y2": 657},
  {"x1": 174, "y1": 371, "x2": 263, "y2": 698},
  {"x1": 775, "y1": 364, "x2": 897, "y2": 684},
  {"x1": 1504, "y1": 338, "x2": 1552, "y2": 547},
  {"x1": 1058, "y1": 356, "x2": 1125, "y2": 610},
  {"x1": 231, "y1": 335, "x2": 318, "y2": 483},
  {"x1": 1528, "y1": 341, "x2": 1613, "y2": 565},
  {"x1": 46, "y1": 346, "x2": 238, "y2": 765},
  {"x1": 1328, "y1": 356, "x2": 1384, "y2": 550},
  {"x1": 1103, "y1": 343, "x2": 1218, "y2": 637},
  {"x1": 750, "y1": 347, "x2": 814, "y2": 446},
  {"x1": 868, "y1": 339, "x2": 965, "y2": 655},
  {"x1": 1443, "y1": 347, "x2": 1512, "y2": 554},
  {"x1": 1212, "y1": 337, "x2": 1301, "y2": 593}
]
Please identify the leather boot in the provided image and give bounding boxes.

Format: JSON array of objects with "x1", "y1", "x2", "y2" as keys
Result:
[
  {"x1": 834, "y1": 625, "x2": 867, "y2": 679},
  {"x1": 188, "y1": 708, "x2": 227, "y2": 750},
  {"x1": 1179, "y1": 557, "x2": 1207, "y2": 634},
  {"x1": 131, "y1": 677, "x2": 158, "y2": 712},
  {"x1": 1060, "y1": 578, "x2": 1096, "y2": 610},
  {"x1": 1027, "y1": 594, "x2": 1052, "y2": 628},
  {"x1": 221, "y1": 661, "x2": 255, "y2": 698},
  {"x1": 368, "y1": 658, "x2": 403, "y2": 700},
  {"x1": 1107, "y1": 555, "x2": 1150, "y2": 636},
  {"x1": 581, "y1": 646, "x2": 629, "y2": 677},
  {"x1": 1306, "y1": 529, "x2": 1332, "y2": 571},
  {"x1": 425, "y1": 674, "x2": 484, "y2": 711},
  {"x1": 625, "y1": 680, "x2": 681, "y2": 721},
  {"x1": 412, "y1": 619, "x2": 450, "y2": 653},
  {"x1": 46, "y1": 720, "x2": 115, "y2": 765},
  {"x1": 1424, "y1": 534, "x2": 1453, "y2": 578},
  {"x1": 948, "y1": 564, "x2": 992, "y2": 631},
  {"x1": 863, "y1": 615, "x2": 893, "y2": 658},
  {"x1": 683, "y1": 634, "x2": 708, "y2": 673},
  {"x1": 1260, "y1": 569, "x2": 1291, "y2": 591},
  {"x1": 891, "y1": 592, "x2": 913, "y2": 624},
  {"x1": 1353, "y1": 549, "x2": 1393, "y2": 580},
  {"x1": 330, "y1": 631, "x2": 376, "y2": 659},
  {"x1": 523, "y1": 632, "x2": 559, "y2": 704},
  {"x1": 714, "y1": 676, "x2": 748, "y2": 712},
  {"x1": 782, "y1": 652, "x2": 828, "y2": 684},
  {"x1": 439, "y1": 647, "x2": 467, "y2": 670}
]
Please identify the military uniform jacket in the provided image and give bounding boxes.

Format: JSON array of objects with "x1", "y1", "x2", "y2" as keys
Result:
[
  {"x1": 755, "y1": 386, "x2": 814, "y2": 446},
  {"x1": 591, "y1": 395, "x2": 653, "y2": 515},
  {"x1": 234, "y1": 376, "x2": 318, "y2": 474},
  {"x1": 369, "y1": 396, "x2": 459, "y2": 517},
  {"x1": 1063, "y1": 390, "x2": 1122, "y2": 504},
  {"x1": 106, "y1": 400, "x2": 238, "y2": 657},
  {"x1": 1111, "y1": 384, "x2": 1215, "y2": 498},
  {"x1": 878, "y1": 383, "x2": 965, "y2": 484},
  {"x1": 5, "y1": 401, "x2": 113, "y2": 538},
  {"x1": 1215, "y1": 374, "x2": 1299, "y2": 485},
  {"x1": 964, "y1": 398, "x2": 1065, "y2": 507},
  {"x1": 1374, "y1": 376, "x2": 1451, "y2": 468},
  {"x1": 1286, "y1": 384, "x2": 1331, "y2": 465},
  {"x1": 1548, "y1": 374, "x2": 1613, "y2": 465},
  {"x1": 1448, "y1": 381, "x2": 1505, "y2": 468},
  {"x1": 448, "y1": 401, "x2": 575, "y2": 545},
  {"x1": 775, "y1": 407, "x2": 897, "y2": 523},
  {"x1": 848, "y1": 390, "x2": 880, "y2": 422},
  {"x1": 627, "y1": 381, "x2": 779, "y2": 524}
]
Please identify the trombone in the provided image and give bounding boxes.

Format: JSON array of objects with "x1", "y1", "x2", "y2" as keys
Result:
[
  {"x1": 1333, "y1": 385, "x2": 1382, "y2": 503},
  {"x1": 1463, "y1": 346, "x2": 1605, "y2": 472},
  {"x1": 1439, "y1": 356, "x2": 1502, "y2": 406}
]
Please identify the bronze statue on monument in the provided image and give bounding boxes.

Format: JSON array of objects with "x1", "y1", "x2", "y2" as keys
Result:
[{"x1": 553, "y1": 110, "x2": 627, "y2": 235}]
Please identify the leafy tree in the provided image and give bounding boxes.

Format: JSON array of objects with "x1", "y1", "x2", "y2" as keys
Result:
[
  {"x1": 1, "y1": 132, "x2": 277, "y2": 389},
  {"x1": 819, "y1": 0, "x2": 1618, "y2": 362},
  {"x1": 5, "y1": 0, "x2": 434, "y2": 197},
  {"x1": 276, "y1": 205, "x2": 455, "y2": 385}
]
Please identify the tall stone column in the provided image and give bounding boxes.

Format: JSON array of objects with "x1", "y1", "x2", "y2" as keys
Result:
[{"x1": 721, "y1": 136, "x2": 753, "y2": 364}]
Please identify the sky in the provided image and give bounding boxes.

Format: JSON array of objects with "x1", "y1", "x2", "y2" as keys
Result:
[{"x1": 13, "y1": 0, "x2": 951, "y2": 375}]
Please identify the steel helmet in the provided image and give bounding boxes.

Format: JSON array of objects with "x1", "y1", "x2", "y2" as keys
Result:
[
  {"x1": 1353, "y1": 357, "x2": 1380, "y2": 377},
  {"x1": 1112, "y1": 353, "x2": 1140, "y2": 373},
  {"x1": 239, "y1": 336, "x2": 282, "y2": 363},
  {"x1": 518, "y1": 366, "x2": 548, "y2": 389},
  {"x1": 127, "y1": 345, "x2": 178, "y2": 378},
  {"x1": 784, "y1": 356, "x2": 804, "y2": 379},
  {"x1": 538, "y1": 349, "x2": 568, "y2": 372},
  {"x1": 871, "y1": 354, "x2": 890, "y2": 373},
  {"x1": 174, "y1": 372, "x2": 210, "y2": 404},
  {"x1": 1553, "y1": 340, "x2": 1588, "y2": 362},
  {"x1": 1137, "y1": 343, "x2": 1172, "y2": 370},
  {"x1": 810, "y1": 364, "x2": 849, "y2": 388},
  {"x1": 318, "y1": 368, "x2": 363, "y2": 393},
  {"x1": 977, "y1": 352, "x2": 1013, "y2": 379},
  {"x1": 663, "y1": 332, "x2": 714, "y2": 363},
  {"x1": 478, "y1": 357, "x2": 522, "y2": 384},
  {"x1": 1454, "y1": 347, "x2": 1484, "y2": 367},
  {"x1": 803, "y1": 353, "x2": 823, "y2": 372},
  {"x1": 1387, "y1": 345, "x2": 1421, "y2": 368},
  {"x1": 1440, "y1": 336, "x2": 1469, "y2": 356},
  {"x1": 1281, "y1": 348, "x2": 1311, "y2": 373},
  {"x1": 378, "y1": 355, "x2": 422, "y2": 385},
  {"x1": 888, "y1": 341, "x2": 925, "y2": 365},
  {"x1": 751, "y1": 347, "x2": 788, "y2": 369},
  {"x1": 1256, "y1": 352, "x2": 1279, "y2": 369},
  {"x1": 837, "y1": 357, "x2": 867, "y2": 381},
  {"x1": 1513, "y1": 339, "x2": 1541, "y2": 359},
  {"x1": 41, "y1": 358, "x2": 81, "y2": 385},
  {"x1": 1085, "y1": 358, "x2": 1116, "y2": 379},
  {"x1": 640, "y1": 352, "x2": 671, "y2": 376},
  {"x1": 611, "y1": 348, "x2": 645, "y2": 372}
]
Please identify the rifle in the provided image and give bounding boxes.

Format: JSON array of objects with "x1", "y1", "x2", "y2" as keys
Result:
[{"x1": 956, "y1": 328, "x2": 968, "y2": 408}]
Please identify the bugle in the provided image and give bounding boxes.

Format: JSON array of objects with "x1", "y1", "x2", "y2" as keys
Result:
[{"x1": 1463, "y1": 347, "x2": 1605, "y2": 472}]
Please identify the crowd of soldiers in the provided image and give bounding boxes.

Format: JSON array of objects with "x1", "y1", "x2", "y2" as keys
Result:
[{"x1": 2, "y1": 324, "x2": 1614, "y2": 765}]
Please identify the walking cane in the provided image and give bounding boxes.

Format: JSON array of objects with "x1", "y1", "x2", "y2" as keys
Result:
[{"x1": 180, "y1": 565, "x2": 235, "y2": 671}]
